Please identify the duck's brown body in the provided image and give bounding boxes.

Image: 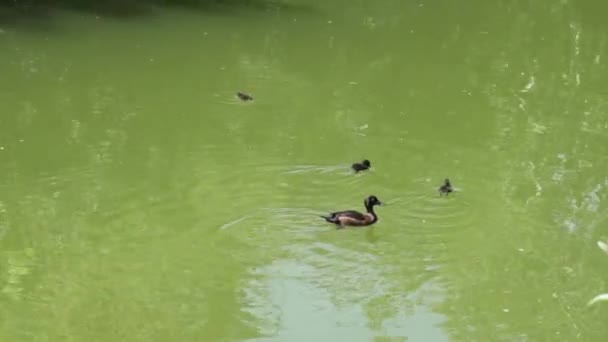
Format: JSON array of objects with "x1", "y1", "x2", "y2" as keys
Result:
[{"x1": 321, "y1": 195, "x2": 382, "y2": 227}]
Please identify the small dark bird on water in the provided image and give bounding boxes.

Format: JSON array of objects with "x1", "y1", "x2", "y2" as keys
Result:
[
  {"x1": 320, "y1": 195, "x2": 383, "y2": 227},
  {"x1": 352, "y1": 159, "x2": 371, "y2": 173},
  {"x1": 439, "y1": 178, "x2": 453, "y2": 196},
  {"x1": 236, "y1": 92, "x2": 253, "y2": 101}
]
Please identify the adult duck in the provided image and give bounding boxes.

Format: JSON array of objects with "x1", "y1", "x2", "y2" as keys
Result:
[{"x1": 320, "y1": 195, "x2": 383, "y2": 227}]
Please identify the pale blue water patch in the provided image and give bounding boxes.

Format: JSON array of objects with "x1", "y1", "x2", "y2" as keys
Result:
[{"x1": 244, "y1": 260, "x2": 447, "y2": 342}]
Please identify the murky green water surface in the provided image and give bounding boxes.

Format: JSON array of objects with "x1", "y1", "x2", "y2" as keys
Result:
[{"x1": 2, "y1": 1, "x2": 608, "y2": 341}]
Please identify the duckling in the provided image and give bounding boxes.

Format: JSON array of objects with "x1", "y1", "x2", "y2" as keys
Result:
[
  {"x1": 438, "y1": 178, "x2": 453, "y2": 196},
  {"x1": 320, "y1": 195, "x2": 383, "y2": 227},
  {"x1": 352, "y1": 159, "x2": 371, "y2": 173},
  {"x1": 236, "y1": 91, "x2": 253, "y2": 101}
]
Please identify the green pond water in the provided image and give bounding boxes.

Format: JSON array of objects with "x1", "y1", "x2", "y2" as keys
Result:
[{"x1": 2, "y1": 0, "x2": 608, "y2": 341}]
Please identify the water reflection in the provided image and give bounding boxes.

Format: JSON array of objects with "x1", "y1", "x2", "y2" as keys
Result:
[{"x1": 244, "y1": 260, "x2": 447, "y2": 342}]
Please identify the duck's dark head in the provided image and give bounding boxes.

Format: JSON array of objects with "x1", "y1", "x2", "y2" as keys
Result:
[
  {"x1": 444, "y1": 178, "x2": 451, "y2": 186},
  {"x1": 365, "y1": 195, "x2": 383, "y2": 208},
  {"x1": 362, "y1": 159, "x2": 371, "y2": 167}
]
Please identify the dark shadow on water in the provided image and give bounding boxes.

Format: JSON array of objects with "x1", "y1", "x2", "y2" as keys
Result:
[{"x1": 0, "y1": 0, "x2": 317, "y2": 25}]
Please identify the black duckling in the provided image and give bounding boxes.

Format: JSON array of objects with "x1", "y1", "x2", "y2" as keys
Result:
[
  {"x1": 438, "y1": 178, "x2": 453, "y2": 196},
  {"x1": 352, "y1": 159, "x2": 371, "y2": 173},
  {"x1": 320, "y1": 195, "x2": 383, "y2": 227},
  {"x1": 236, "y1": 91, "x2": 253, "y2": 101}
]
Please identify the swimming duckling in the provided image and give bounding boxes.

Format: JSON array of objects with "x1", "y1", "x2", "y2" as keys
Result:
[
  {"x1": 438, "y1": 178, "x2": 453, "y2": 196},
  {"x1": 352, "y1": 159, "x2": 371, "y2": 173},
  {"x1": 320, "y1": 195, "x2": 383, "y2": 227},
  {"x1": 236, "y1": 92, "x2": 253, "y2": 101}
]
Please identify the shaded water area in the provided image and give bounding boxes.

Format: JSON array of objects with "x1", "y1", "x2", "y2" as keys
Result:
[{"x1": 2, "y1": 0, "x2": 608, "y2": 340}]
